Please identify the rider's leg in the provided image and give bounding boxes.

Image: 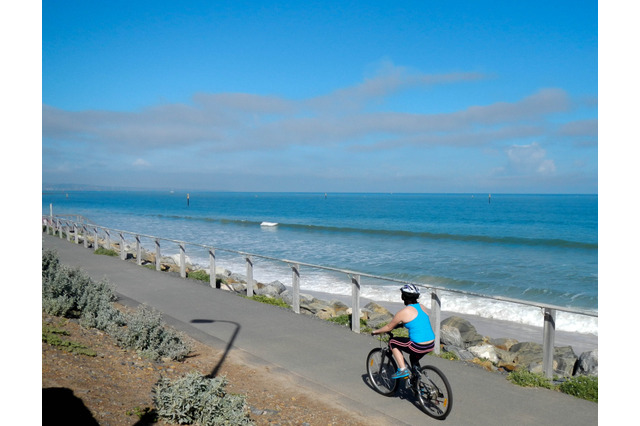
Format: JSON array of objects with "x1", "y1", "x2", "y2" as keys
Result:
[{"x1": 391, "y1": 346, "x2": 407, "y2": 370}]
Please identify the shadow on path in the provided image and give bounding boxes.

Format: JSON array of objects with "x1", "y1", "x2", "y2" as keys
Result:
[{"x1": 190, "y1": 319, "x2": 240, "y2": 378}]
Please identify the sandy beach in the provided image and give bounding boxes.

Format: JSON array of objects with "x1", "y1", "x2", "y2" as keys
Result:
[{"x1": 299, "y1": 288, "x2": 598, "y2": 355}]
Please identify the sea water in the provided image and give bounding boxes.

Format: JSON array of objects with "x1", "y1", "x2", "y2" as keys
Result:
[{"x1": 42, "y1": 191, "x2": 598, "y2": 335}]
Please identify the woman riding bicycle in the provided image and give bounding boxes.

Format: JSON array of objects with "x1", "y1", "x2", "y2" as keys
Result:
[{"x1": 371, "y1": 284, "x2": 435, "y2": 379}]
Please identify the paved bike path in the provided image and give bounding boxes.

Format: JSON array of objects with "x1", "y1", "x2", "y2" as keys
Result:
[{"x1": 42, "y1": 234, "x2": 598, "y2": 425}]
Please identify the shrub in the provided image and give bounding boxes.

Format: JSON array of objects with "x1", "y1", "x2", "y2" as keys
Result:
[
  {"x1": 153, "y1": 372, "x2": 253, "y2": 425},
  {"x1": 115, "y1": 305, "x2": 191, "y2": 361},
  {"x1": 76, "y1": 278, "x2": 125, "y2": 331},
  {"x1": 42, "y1": 248, "x2": 60, "y2": 284},
  {"x1": 187, "y1": 269, "x2": 210, "y2": 282},
  {"x1": 433, "y1": 350, "x2": 459, "y2": 361},
  {"x1": 94, "y1": 247, "x2": 118, "y2": 256},
  {"x1": 42, "y1": 264, "x2": 90, "y2": 317},
  {"x1": 42, "y1": 251, "x2": 124, "y2": 331},
  {"x1": 558, "y1": 375, "x2": 598, "y2": 402}
]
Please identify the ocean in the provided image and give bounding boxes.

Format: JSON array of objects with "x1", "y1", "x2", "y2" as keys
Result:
[{"x1": 41, "y1": 191, "x2": 598, "y2": 335}]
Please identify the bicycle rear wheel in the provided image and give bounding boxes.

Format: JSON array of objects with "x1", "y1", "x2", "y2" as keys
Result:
[
  {"x1": 416, "y1": 365, "x2": 453, "y2": 419},
  {"x1": 366, "y1": 348, "x2": 398, "y2": 396}
]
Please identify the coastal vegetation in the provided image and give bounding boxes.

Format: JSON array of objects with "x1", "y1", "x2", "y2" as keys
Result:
[
  {"x1": 42, "y1": 322, "x2": 97, "y2": 357},
  {"x1": 507, "y1": 370, "x2": 598, "y2": 402},
  {"x1": 42, "y1": 249, "x2": 254, "y2": 424},
  {"x1": 246, "y1": 294, "x2": 291, "y2": 309},
  {"x1": 94, "y1": 247, "x2": 118, "y2": 256}
]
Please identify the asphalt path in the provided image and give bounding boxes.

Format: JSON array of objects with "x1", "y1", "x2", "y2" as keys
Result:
[{"x1": 42, "y1": 233, "x2": 598, "y2": 425}]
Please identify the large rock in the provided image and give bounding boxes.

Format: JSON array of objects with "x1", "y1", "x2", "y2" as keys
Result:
[
  {"x1": 553, "y1": 347, "x2": 578, "y2": 377},
  {"x1": 279, "y1": 291, "x2": 317, "y2": 308},
  {"x1": 440, "y1": 316, "x2": 484, "y2": 348},
  {"x1": 443, "y1": 345, "x2": 475, "y2": 361},
  {"x1": 255, "y1": 280, "x2": 286, "y2": 297},
  {"x1": 467, "y1": 344, "x2": 499, "y2": 364},
  {"x1": 574, "y1": 349, "x2": 598, "y2": 376},
  {"x1": 314, "y1": 300, "x2": 350, "y2": 320},
  {"x1": 509, "y1": 342, "x2": 544, "y2": 369},
  {"x1": 362, "y1": 302, "x2": 393, "y2": 329},
  {"x1": 508, "y1": 343, "x2": 578, "y2": 377},
  {"x1": 440, "y1": 324, "x2": 464, "y2": 347},
  {"x1": 364, "y1": 302, "x2": 392, "y2": 316}
]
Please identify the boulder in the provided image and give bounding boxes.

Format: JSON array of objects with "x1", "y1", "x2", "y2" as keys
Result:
[
  {"x1": 489, "y1": 337, "x2": 519, "y2": 351},
  {"x1": 467, "y1": 344, "x2": 499, "y2": 364},
  {"x1": 440, "y1": 324, "x2": 464, "y2": 347},
  {"x1": 553, "y1": 346, "x2": 578, "y2": 378},
  {"x1": 363, "y1": 302, "x2": 392, "y2": 316},
  {"x1": 440, "y1": 316, "x2": 484, "y2": 348},
  {"x1": 509, "y1": 342, "x2": 544, "y2": 369},
  {"x1": 443, "y1": 345, "x2": 475, "y2": 361},
  {"x1": 329, "y1": 300, "x2": 350, "y2": 316},
  {"x1": 255, "y1": 280, "x2": 286, "y2": 297},
  {"x1": 574, "y1": 349, "x2": 598, "y2": 376},
  {"x1": 279, "y1": 290, "x2": 317, "y2": 307}
]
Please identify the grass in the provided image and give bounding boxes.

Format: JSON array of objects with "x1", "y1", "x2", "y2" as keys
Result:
[
  {"x1": 245, "y1": 294, "x2": 291, "y2": 309},
  {"x1": 94, "y1": 247, "x2": 118, "y2": 256},
  {"x1": 557, "y1": 376, "x2": 598, "y2": 402},
  {"x1": 42, "y1": 323, "x2": 97, "y2": 357},
  {"x1": 507, "y1": 369, "x2": 597, "y2": 402},
  {"x1": 327, "y1": 314, "x2": 371, "y2": 333},
  {"x1": 187, "y1": 270, "x2": 210, "y2": 282}
]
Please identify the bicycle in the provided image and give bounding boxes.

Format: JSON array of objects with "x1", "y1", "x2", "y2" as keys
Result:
[{"x1": 366, "y1": 331, "x2": 453, "y2": 420}]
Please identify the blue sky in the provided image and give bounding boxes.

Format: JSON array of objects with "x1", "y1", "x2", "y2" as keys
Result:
[{"x1": 40, "y1": 0, "x2": 598, "y2": 193}]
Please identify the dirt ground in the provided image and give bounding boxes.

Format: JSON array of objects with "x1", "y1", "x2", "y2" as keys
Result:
[{"x1": 41, "y1": 308, "x2": 377, "y2": 426}]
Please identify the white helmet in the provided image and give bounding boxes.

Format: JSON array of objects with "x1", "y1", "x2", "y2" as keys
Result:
[{"x1": 400, "y1": 284, "x2": 420, "y2": 296}]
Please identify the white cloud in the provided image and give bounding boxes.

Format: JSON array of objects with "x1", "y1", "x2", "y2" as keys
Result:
[
  {"x1": 506, "y1": 142, "x2": 556, "y2": 175},
  {"x1": 133, "y1": 158, "x2": 150, "y2": 167}
]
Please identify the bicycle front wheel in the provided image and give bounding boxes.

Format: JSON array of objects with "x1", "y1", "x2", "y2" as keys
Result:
[
  {"x1": 366, "y1": 348, "x2": 398, "y2": 396},
  {"x1": 417, "y1": 365, "x2": 453, "y2": 419}
]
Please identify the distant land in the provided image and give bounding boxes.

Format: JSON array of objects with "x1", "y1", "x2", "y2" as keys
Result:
[{"x1": 42, "y1": 183, "x2": 185, "y2": 192}]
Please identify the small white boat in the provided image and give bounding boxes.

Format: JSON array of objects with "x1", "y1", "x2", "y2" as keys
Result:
[{"x1": 260, "y1": 222, "x2": 278, "y2": 227}]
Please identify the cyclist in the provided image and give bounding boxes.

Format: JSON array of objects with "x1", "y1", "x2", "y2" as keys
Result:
[{"x1": 371, "y1": 284, "x2": 436, "y2": 379}]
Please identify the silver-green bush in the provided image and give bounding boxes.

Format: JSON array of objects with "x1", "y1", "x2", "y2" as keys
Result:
[
  {"x1": 42, "y1": 250, "x2": 124, "y2": 331},
  {"x1": 115, "y1": 305, "x2": 192, "y2": 361},
  {"x1": 153, "y1": 372, "x2": 254, "y2": 425}
]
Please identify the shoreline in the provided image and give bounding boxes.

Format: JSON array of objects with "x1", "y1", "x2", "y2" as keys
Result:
[{"x1": 297, "y1": 287, "x2": 598, "y2": 355}]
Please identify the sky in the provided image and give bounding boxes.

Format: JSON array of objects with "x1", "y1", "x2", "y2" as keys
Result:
[{"x1": 40, "y1": 0, "x2": 598, "y2": 193}]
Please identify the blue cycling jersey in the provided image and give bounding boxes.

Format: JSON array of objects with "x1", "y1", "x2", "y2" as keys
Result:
[{"x1": 404, "y1": 303, "x2": 435, "y2": 343}]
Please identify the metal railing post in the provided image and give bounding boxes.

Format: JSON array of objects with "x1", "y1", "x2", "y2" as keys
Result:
[
  {"x1": 431, "y1": 289, "x2": 442, "y2": 354},
  {"x1": 209, "y1": 248, "x2": 217, "y2": 288},
  {"x1": 543, "y1": 308, "x2": 556, "y2": 379},
  {"x1": 245, "y1": 256, "x2": 254, "y2": 297},
  {"x1": 351, "y1": 274, "x2": 361, "y2": 333},
  {"x1": 66, "y1": 221, "x2": 71, "y2": 242},
  {"x1": 180, "y1": 243, "x2": 186, "y2": 278},
  {"x1": 74, "y1": 223, "x2": 79, "y2": 244},
  {"x1": 291, "y1": 263, "x2": 300, "y2": 314},
  {"x1": 120, "y1": 233, "x2": 126, "y2": 260},
  {"x1": 136, "y1": 235, "x2": 142, "y2": 265},
  {"x1": 155, "y1": 239, "x2": 161, "y2": 271}
]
